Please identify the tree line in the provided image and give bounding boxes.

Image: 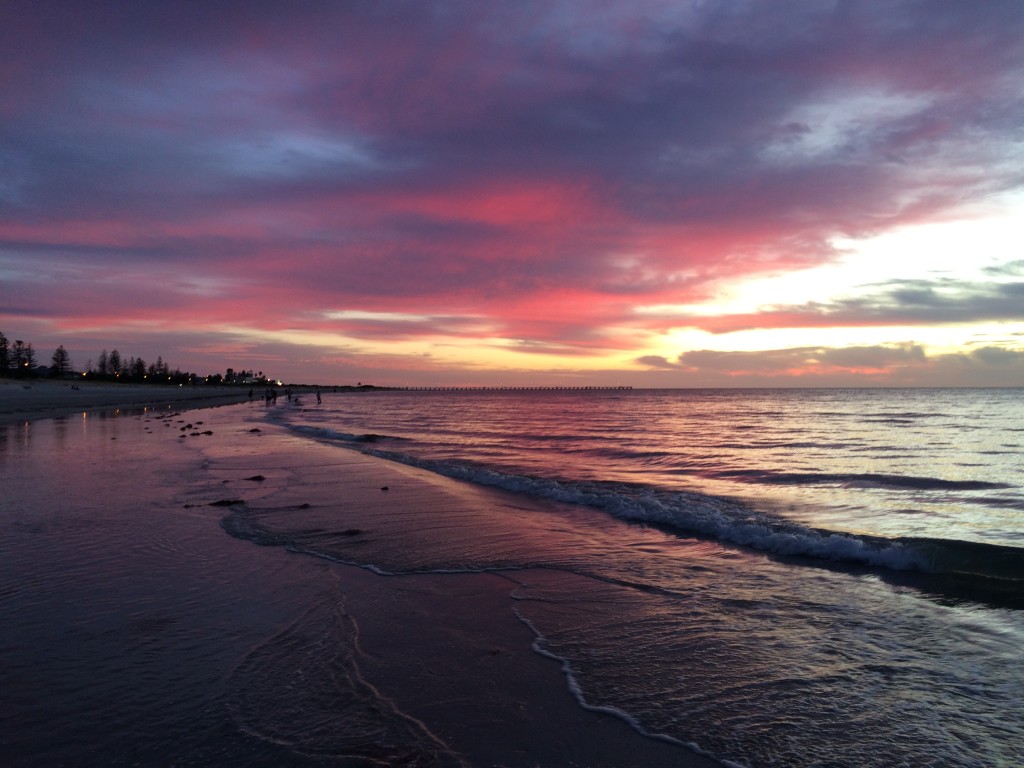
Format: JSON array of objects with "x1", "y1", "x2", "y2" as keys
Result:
[
  {"x1": 0, "y1": 330, "x2": 268, "y2": 385},
  {"x1": 0, "y1": 332, "x2": 39, "y2": 377}
]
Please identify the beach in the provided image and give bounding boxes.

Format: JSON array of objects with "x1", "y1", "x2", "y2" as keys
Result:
[
  {"x1": 0, "y1": 378, "x2": 256, "y2": 425},
  {"x1": 4, "y1": 386, "x2": 1022, "y2": 767},
  {"x1": 0, "y1": 390, "x2": 719, "y2": 767},
  {"x1": 246, "y1": 388, "x2": 1024, "y2": 767}
]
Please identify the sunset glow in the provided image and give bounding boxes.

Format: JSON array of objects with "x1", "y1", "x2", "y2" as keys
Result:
[{"x1": 2, "y1": 1, "x2": 1022, "y2": 386}]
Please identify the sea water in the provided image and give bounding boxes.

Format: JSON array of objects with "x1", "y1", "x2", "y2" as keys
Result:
[
  {"x1": 3, "y1": 390, "x2": 1022, "y2": 767},
  {"x1": 262, "y1": 387, "x2": 1024, "y2": 767}
]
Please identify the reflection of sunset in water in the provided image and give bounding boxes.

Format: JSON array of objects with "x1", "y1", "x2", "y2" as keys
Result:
[{"x1": 2, "y1": 393, "x2": 1023, "y2": 767}]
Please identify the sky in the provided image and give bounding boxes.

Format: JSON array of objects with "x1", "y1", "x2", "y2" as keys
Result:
[{"x1": 2, "y1": 0, "x2": 1023, "y2": 387}]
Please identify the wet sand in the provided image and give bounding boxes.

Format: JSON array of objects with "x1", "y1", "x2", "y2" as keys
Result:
[{"x1": 0, "y1": 396, "x2": 719, "y2": 767}]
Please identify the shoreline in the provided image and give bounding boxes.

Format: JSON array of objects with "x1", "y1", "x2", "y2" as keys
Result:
[
  {"x1": 0, "y1": 397, "x2": 720, "y2": 766},
  {"x1": 198, "y1": 409, "x2": 721, "y2": 766},
  {"x1": 0, "y1": 378, "x2": 254, "y2": 425}
]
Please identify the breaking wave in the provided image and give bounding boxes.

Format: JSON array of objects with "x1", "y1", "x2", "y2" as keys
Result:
[
  {"x1": 275, "y1": 415, "x2": 1024, "y2": 588},
  {"x1": 713, "y1": 470, "x2": 1010, "y2": 491},
  {"x1": 354, "y1": 446, "x2": 1024, "y2": 585}
]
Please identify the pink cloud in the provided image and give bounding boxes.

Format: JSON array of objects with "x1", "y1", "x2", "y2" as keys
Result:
[{"x1": 3, "y1": 2, "x2": 1023, "y2": 384}]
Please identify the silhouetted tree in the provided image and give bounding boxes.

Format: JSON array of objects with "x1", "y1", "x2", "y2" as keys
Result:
[
  {"x1": 147, "y1": 355, "x2": 168, "y2": 379},
  {"x1": 0, "y1": 334, "x2": 260, "y2": 385},
  {"x1": 11, "y1": 340, "x2": 25, "y2": 371},
  {"x1": 12, "y1": 340, "x2": 35, "y2": 377},
  {"x1": 51, "y1": 345, "x2": 72, "y2": 377},
  {"x1": 108, "y1": 349, "x2": 122, "y2": 376}
]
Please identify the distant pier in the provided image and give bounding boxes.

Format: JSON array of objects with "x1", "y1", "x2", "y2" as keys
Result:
[{"x1": 399, "y1": 385, "x2": 633, "y2": 391}]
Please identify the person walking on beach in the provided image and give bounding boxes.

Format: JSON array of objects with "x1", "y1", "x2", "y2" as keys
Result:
[{"x1": 316, "y1": 390, "x2": 321, "y2": 405}]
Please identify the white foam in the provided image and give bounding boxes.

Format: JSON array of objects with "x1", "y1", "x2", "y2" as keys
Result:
[
  {"x1": 359, "y1": 447, "x2": 936, "y2": 574},
  {"x1": 512, "y1": 608, "x2": 747, "y2": 768},
  {"x1": 276, "y1": 417, "x2": 1017, "y2": 580}
]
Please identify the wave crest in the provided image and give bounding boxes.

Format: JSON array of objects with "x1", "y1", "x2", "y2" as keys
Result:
[
  {"x1": 273, "y1": 418, "x2": 1024, "y2": 586},
  {"x1": 359, "y1": 447, "x2": 1024, "y2": 584}
]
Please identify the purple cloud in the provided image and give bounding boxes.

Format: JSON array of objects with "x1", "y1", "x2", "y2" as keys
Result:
[{"x1": 2, "y1": 1, "x2": 1023, "y2": 383}]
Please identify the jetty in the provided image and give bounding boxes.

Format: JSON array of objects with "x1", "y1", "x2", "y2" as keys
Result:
[{"x1": 400, "y1": 385, "x2": 633, "y2": 391}]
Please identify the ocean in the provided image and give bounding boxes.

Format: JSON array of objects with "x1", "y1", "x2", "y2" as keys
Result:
[
  {"x1": 266, "y1": 387, "x2": 1024, "y2": 767},
  {"x1": 2, "y1": 388, "x2": 1022, "y2": 767}
]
